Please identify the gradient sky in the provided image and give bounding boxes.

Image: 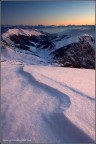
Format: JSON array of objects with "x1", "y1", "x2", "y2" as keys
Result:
[{"x1": 1, "y1": 1, "x2": 95, "y2": 25}]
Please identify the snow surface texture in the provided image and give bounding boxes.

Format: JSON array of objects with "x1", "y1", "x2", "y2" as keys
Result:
[{"x1": 1, "y1": 46, "x2": 95, "y2": 143}]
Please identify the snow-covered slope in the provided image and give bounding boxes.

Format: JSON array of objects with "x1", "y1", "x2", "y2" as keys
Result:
[
  {"x1": 1, "y1": 46, "x2": 48, "y2": 65},
  {"x1": 53, "y1": 34, "x2": 94, "y2": 50},
  {"x1": 1, "y1": 61, "x2": 95, "y2": 143}
]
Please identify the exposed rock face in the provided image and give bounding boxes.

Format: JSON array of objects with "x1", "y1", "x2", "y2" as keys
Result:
[{"x1": 51, "y1": 35, "x2": 95, "y2": 69}]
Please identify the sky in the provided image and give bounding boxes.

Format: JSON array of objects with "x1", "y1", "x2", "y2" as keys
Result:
[{"x1": 1, "y1": 1, "x2": 95, "y2": 26}]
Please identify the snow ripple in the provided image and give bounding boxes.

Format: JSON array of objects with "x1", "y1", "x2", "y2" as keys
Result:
[{"x1": 18, "y1": 66, "x2": 71, "y2": 112}]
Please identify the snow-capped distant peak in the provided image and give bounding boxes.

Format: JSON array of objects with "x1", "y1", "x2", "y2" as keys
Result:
[{"x1": 2, "y1": 28, "x2": 44, "y2": 38}]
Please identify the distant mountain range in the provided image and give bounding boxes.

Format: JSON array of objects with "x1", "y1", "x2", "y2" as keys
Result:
[{"x1": 1, "y1": 25, "x2": 95, "y2": 33}]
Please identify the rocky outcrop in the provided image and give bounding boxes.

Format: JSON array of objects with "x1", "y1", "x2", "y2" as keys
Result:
[{"x1": 51, "y1": 35, "x2": 95, "y2": 69}]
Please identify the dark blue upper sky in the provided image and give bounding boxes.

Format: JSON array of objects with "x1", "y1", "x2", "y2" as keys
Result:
[{"x1": 1, "y1": 1, "x2": 95, "y2": 25}]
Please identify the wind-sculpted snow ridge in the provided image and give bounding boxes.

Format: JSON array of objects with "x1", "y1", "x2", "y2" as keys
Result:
[{"x1": 1, "y1": 62, "x2": 95, "y2": 143}]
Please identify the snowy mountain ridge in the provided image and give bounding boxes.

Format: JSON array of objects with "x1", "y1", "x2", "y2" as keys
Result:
[
  {"x1": 1, "y1": 28, "x2": 95, "y2": 69},
  {"x1": 2, "y1": 28, "x2": 44, "y2": 37}
]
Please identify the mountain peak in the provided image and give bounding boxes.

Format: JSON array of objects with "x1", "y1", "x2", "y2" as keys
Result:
[{"x1": 2, "y1": 28, "x2": 44, "y2": 38}]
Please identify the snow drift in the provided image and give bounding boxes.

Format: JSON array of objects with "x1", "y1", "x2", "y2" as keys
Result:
[{"x1": 1, "y1": 62, "x2": 95, "y2": 143}]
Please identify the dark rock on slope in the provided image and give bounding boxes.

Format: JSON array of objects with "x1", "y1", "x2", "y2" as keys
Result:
[{"x1": 51, "y1": 35, "x2": 95, "y2": 69}]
